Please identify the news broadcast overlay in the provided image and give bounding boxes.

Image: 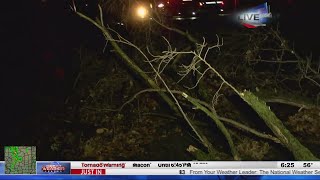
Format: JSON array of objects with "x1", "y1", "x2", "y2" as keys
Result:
[
  {"x1": 4, "y1": 146, "x2": 36, "y2": 174},
  {"x1": 0, "y1": 161, "x2": 319, "y2": 175},
  {"x1": 1, "y1": 146, "x2": 319, "y2": 176},
  {"x1": 235, "y1": 2, "x2": 272, "y2": 28}
]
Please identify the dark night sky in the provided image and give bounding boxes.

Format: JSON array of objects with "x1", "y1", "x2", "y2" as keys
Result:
[
  {"x1": 1, "y1": 0, "x2": 78, "y2": 144},
  {"x1": 0, "y1": 0, "x2": 319, "y2": 147}
]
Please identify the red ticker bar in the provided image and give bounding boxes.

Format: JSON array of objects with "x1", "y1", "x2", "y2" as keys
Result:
[{"x1": 70, "y1": 169, "x2": 106, "y2": 175}]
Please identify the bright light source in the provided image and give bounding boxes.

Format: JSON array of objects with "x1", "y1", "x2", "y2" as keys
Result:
[
  {"x1": 217, "y1": 1, "x2": 224, "y2": 5},
  {"x1": 192, "y1": 12, "x2": 195, "y2": 15},
  {"x1": 158, "y1": 3, "x2": 164, "y2": 8},
  {"x1": 136, "y1": 6, "x2": 148, "y2": 19}
]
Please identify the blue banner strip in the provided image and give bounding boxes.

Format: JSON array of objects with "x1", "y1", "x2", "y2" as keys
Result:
[{"x1": 0, "y1": 164, "x2": 3, "y2": 174}]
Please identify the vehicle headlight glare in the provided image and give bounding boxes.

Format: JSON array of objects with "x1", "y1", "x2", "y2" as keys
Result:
[
  {"x1": 158, "y1": 3, "x2": 164, "y2": 8},
  {"x1": 136, "y1": 6, "x2": 148, "y2": 19}
]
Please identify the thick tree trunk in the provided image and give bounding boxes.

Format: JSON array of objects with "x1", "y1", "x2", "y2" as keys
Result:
[{"x1": 241, "y1": 91, "x2": 318, "y2": 160}]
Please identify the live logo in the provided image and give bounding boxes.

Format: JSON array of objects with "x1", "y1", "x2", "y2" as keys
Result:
[{"x1": 71, "y1": 169, "x2": 106, "y2": 175}]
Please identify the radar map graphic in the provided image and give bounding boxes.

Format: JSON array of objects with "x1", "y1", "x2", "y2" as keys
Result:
[{"x1": 4, "y1": 146, "x2": 36, "y2": 174}]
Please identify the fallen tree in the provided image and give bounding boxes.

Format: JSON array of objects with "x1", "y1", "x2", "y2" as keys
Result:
[{"x1": 74, "y1": 5, "x2": 319, "y2": 160}]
